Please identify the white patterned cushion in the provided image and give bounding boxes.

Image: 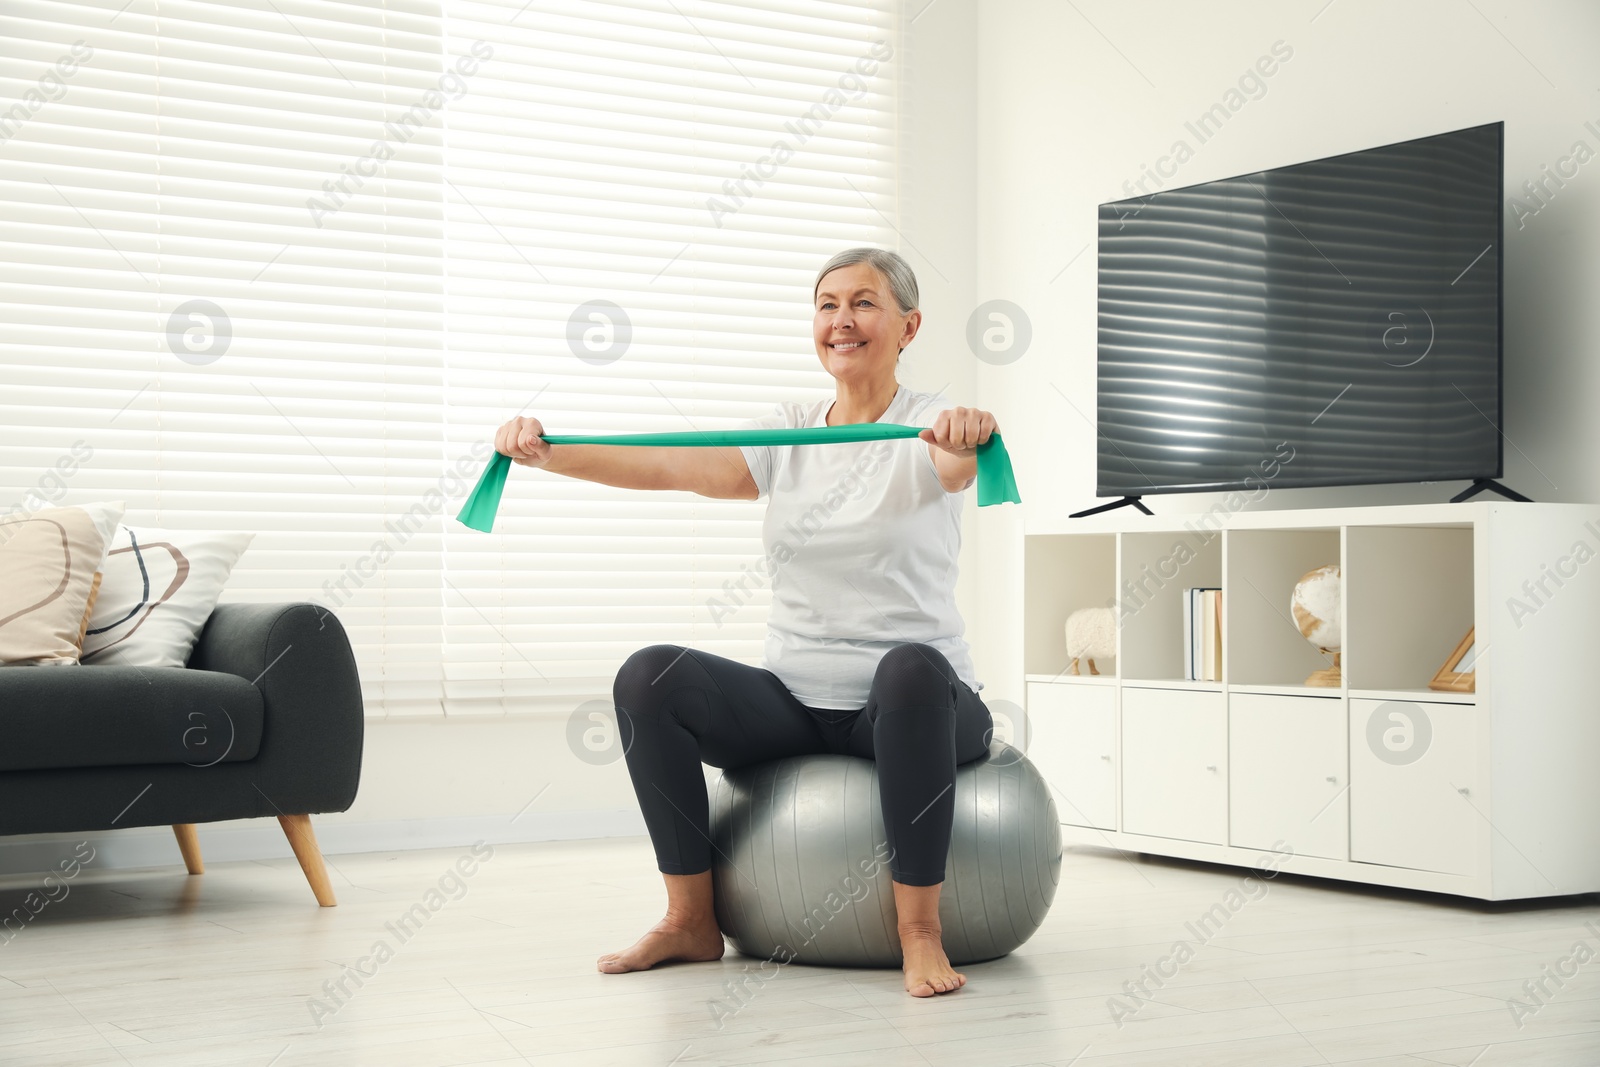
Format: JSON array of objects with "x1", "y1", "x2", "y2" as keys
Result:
[{"x1": 81, "y1": 524, "x2": 255, "y2": 668}]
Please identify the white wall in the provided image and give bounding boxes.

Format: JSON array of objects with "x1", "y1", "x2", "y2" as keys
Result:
[{"x1": 13, "y1": 0, "x2": 1597, "y2": 877}]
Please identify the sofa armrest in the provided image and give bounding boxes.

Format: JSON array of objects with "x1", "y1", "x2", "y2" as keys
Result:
[{"x1": 187, "y1": 602, "x2": 364, "y2": 815}]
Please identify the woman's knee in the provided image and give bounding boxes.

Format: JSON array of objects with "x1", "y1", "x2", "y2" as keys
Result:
[
  {"x1": 613, "y1": 643, "x2": 692, "y2": 718},
  {"x1": 873, "y1": 643, "x2": 957, "y2": 708}
]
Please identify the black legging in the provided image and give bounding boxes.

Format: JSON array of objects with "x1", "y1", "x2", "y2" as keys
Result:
[{"x1": 611, "y1": 641, "x2": 994, "y2": 887}]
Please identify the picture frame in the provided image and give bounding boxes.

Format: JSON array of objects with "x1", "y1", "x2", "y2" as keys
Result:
[{"x1": 1428, "y1": 626, "x2": 1476, "y2": 693}]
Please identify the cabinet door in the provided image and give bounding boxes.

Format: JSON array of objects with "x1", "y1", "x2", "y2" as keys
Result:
[
  {"x1": 1121, "y1": 687, "x2": 1227, "y2": 844},
  {"x1": 1229, "y1": 692, "x2": 1347, "y2": 860},
  {"x1": 1026, "y1": 682, "x2": 1116, "y2": 830},
  {"x1": 1349, "y1": 698, "x2": 1480, "y2": 876}
]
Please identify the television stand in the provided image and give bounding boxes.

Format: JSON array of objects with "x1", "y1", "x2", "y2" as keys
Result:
[
  {"x1": 1450, "y1": 478, "x2": 1532, "y2": 503},
  {"x1": 1023, "y1": 499, "x2": 1600, "y2": 900},
  {"x1": 1070, "y1": 495, "x2": 1152, "y2": 519}
]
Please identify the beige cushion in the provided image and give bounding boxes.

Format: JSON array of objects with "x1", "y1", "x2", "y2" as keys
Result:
[{"x1": 0, "y1": 501, "x2": 125, "y2": 666}]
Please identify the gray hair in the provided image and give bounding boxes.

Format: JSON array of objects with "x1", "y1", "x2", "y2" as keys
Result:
[{"x1": 813, "y1": 247, "x2": 919, "y2": 314}]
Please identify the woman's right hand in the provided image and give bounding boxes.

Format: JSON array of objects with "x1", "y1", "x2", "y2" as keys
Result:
[{"x1": 495, "y1": 416, "x2": 553, "y2": 469}]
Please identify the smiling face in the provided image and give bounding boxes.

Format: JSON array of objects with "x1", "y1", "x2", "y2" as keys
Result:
[{"x1": 812, "y1": 261, "x2": 921, "y2": 386}]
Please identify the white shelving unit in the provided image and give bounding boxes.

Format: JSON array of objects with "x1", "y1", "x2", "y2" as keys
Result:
[{"x1": 1023, "y1": 501, "x2": 1600, "y2": 901}]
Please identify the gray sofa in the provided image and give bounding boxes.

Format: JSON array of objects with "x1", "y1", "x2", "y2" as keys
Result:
[{"x1": 0, "y1": 602, "x2": 364, "y2": 905}]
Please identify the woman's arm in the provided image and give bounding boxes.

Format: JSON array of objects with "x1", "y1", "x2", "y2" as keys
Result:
[
  {"x1": 928, "y1": 445, "x2": 977, "y2": 493},
  {"x1": 495, "y1": 416, "x2": 758, "y2": 499}
]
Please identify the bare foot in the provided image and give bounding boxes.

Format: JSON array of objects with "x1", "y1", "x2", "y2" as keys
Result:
[
  {"x1": 597, "y1": 914, "x2": 726, "y2": 973},
  {"x1": 900, "y1": 926, "x2": 966, "y2": 997}
]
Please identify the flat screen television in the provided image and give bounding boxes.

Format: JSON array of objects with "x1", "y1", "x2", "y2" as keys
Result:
[{"x1": 1094, "y1": 120, "x2": 1503, "y2": 502}]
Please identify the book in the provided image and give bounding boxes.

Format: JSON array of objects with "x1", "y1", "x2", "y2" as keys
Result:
[
  {"x1": 1183, "y1": 587, "x2": 1194, "y2": 679},
  {"x1": 1212, "y1": 588, "x2": 1223, "y2": 680},
  {"x1": 1186, "y1": 586, "x2": 1222, "y2": 680}
]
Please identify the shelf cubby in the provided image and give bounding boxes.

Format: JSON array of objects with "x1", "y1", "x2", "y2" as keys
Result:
[
  {"x1": 1345, "y1": 523, "x2": 1474, "y2": 694},
  {"x1": 1118, "y1": 530, "x2": 1222, "y2": 683},
  {"x1": 1225, "y1": 527, "x2": 1342, "y2": 687},
  {"x1": 1023, "y1": 533, "x2": 1116, "y2": 678}
]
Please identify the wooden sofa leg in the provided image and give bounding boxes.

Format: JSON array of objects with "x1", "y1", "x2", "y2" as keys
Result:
[
  {"x1": 278, "y1": 814, "x2": 337, "y2": 907},
  {"x1": 173, "y1": 824, "x2": 204, "y2": 875}
]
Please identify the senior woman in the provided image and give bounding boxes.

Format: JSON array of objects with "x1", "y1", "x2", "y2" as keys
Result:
[{"x1": 493, "y1": 247, "x2": 998, "y2": 998}]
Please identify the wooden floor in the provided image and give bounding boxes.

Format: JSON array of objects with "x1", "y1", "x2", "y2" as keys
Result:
[{"x1": 2, "y1": 835, "x2": 1598, "y2": 1066}]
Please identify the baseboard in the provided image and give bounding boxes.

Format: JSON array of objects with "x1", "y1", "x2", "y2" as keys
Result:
[{"x1": 0, "y1": 808, "x2": 648, "y2": 881}]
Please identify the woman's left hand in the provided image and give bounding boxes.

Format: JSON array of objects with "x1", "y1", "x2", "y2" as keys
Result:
[{"x1": 919, "y1": 407, "x2": 997, "y2": 457}]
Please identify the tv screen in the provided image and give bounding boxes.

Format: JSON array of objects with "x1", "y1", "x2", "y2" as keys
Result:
[{"x1": 1095, "y1": 120, "x2": 1503, "y2": 498}]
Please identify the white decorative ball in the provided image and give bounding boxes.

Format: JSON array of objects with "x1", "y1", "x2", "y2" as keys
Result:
[{"x1": 1290, "y1": 564, "x2": 1341, "y2": 651}]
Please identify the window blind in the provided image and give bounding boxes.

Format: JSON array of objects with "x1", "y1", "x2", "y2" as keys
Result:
[
  {"x1": 0, "y1": 0, "x2": 898, "y2": 718},
  {"x1": 0, "y1": 0, "x2": 449, "y2": 715}
]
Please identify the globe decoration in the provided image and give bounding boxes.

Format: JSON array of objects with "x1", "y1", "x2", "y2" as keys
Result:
[{"x1": 1290, "y1": 564, "x2": 1341, "y2": 686}]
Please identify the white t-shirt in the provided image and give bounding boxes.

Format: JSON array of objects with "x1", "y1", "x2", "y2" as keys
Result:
[{"x1": 733, "y1": 383, "x2": 982, "y2": 710}]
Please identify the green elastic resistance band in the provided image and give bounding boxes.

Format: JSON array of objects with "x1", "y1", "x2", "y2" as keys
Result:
[{"x1": 455, "y1": 424, "x2": 1021, "y2": 533}]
